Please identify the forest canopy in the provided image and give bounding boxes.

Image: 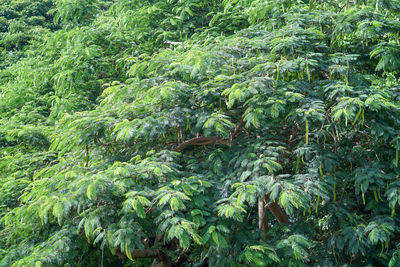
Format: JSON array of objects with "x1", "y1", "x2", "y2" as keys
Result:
[{"x1": 1, "y1": 0, "x2": 400, "y2": 266}]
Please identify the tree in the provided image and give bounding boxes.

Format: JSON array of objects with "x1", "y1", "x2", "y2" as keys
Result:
[{"x1": 1, "y1": 0, "x2": 400, "y2": 266}]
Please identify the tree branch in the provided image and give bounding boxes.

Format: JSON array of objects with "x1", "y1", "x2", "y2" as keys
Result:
[
  {"x1": 115, "y1": 248, "x2": 160, "y2": 259},
  {"x1": 259, "y1": 193, "x2": 290, "y2": 241},
  {"x1": 258, "y1": 196, "x2": 269, "y2": 240},
  {"x1": 174, "y1": 136, "x2": 232, "y2": 152},
  {"x1": 115, "y1": 248, "x2": 171, "y2": 266},
  {"x1": 163, "y1": 41, "x2": 182, "y2": 46},
  {"x1": 265, "y1": 193, "x2": 290, "y2": 224},
  {"x1": 268, "y1": 200, "x2": 290, "y2": 224},
  {"x1": 230, "y1": 118, "x2": 243, "y2": 141}
]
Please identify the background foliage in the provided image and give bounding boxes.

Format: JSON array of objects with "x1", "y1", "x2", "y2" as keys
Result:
[{"x1": 1, "y1": 0, "x2": 400, "y2": 266}]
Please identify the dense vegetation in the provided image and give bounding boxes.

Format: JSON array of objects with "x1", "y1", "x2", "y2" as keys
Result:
[{"x1": 1, "y1": 0, "x2": 400, "y2": 266}]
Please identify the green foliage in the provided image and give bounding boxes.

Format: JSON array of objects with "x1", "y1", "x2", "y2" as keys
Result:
[{"x1": 2, "y1": 0, "x2": 400, "y2": 266}]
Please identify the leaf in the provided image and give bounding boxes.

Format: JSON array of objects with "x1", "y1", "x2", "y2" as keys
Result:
[
  {"x1": 94, "y1": 231, "x2": 105, "y2": 245},
  {"x1": 52, "y1": 201, "x2": 64, "y2": 226},
  {"x1": 158, "y1": 194, "x2": 172, "y2": 206},
  {"x1": 132, "y1": 200, "x2": 146, "y2": 218},
  {"x1": 86, "y1": 183, "x2": 97, "y2": 201},
  {"x1": 179, "y1": 232, "x2": 191, "y2": 248},
  {"x1": 170, "y1": 196, "x2": 185, "y2": 211},
  {"x1": 125, "y1": 243, "x2": 133, "y2": 261},
  {"x1": 240, "y1": 170, "x2": 252, "y2": 181},
  {"x1": 212, "y1": 232, "x2": 227, "y2": 248}
]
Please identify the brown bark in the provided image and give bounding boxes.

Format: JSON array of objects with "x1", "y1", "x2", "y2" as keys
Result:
[
  {"x1": 115, "y1": 248, "x2": 159, "y2": 259},
  {"x1": 230, "y1": 119, "x2": 243, "y2": 142},
  {"x1": 175, "y1": 119, "x2": 243, "y2": 152},
  {"x1": 174, "y1": 136, "x2": 231, "y2": 152},
  {"x1": 265, "y1": 194, "x2": 290, "y2": 224},
  {"x1": 130, "y1": 249, "x2": 162, "y2": 258},
  {"x1": 151, "y1": 260, "x2": 170, "y2": 267},
  {"x1": 115, "y1": 248, "x2": 171, "y2": 266},
  {"x1": 258, "y1": 196, "x2": 269, "y2": 240},
  {"x1": 258, "y1": 194, "x2": 290, "y2": 240}
]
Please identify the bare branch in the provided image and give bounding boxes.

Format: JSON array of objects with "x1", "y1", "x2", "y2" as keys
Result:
[
  {"x1": 230, "y1": 118, "x2": 243, "y2": 142},
  {"x1": 115, "y1": 248, "x2": 171, "y2": 266},
  {"x1": 163, "y1": 41, "x2": 182, "y2": 46},
  {"x1": 174, "y1": 136, "x2": 232, "y2": 152}
]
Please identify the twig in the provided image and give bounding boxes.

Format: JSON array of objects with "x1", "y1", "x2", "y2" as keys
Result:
[
  {"x1": 323, "y1": 0, "x2": 346, "y2": 12},
  {"x1": 230, "y1": 118, "x2": 243, "y2": 142}
]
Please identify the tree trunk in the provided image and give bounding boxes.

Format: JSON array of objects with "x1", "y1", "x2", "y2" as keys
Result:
[
  {"x1": 258, "y1": 194, "x2": 290, "y2": 239},
  {"x1": 258, "y1": 196, "x2": 269, "y2": 240}
]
